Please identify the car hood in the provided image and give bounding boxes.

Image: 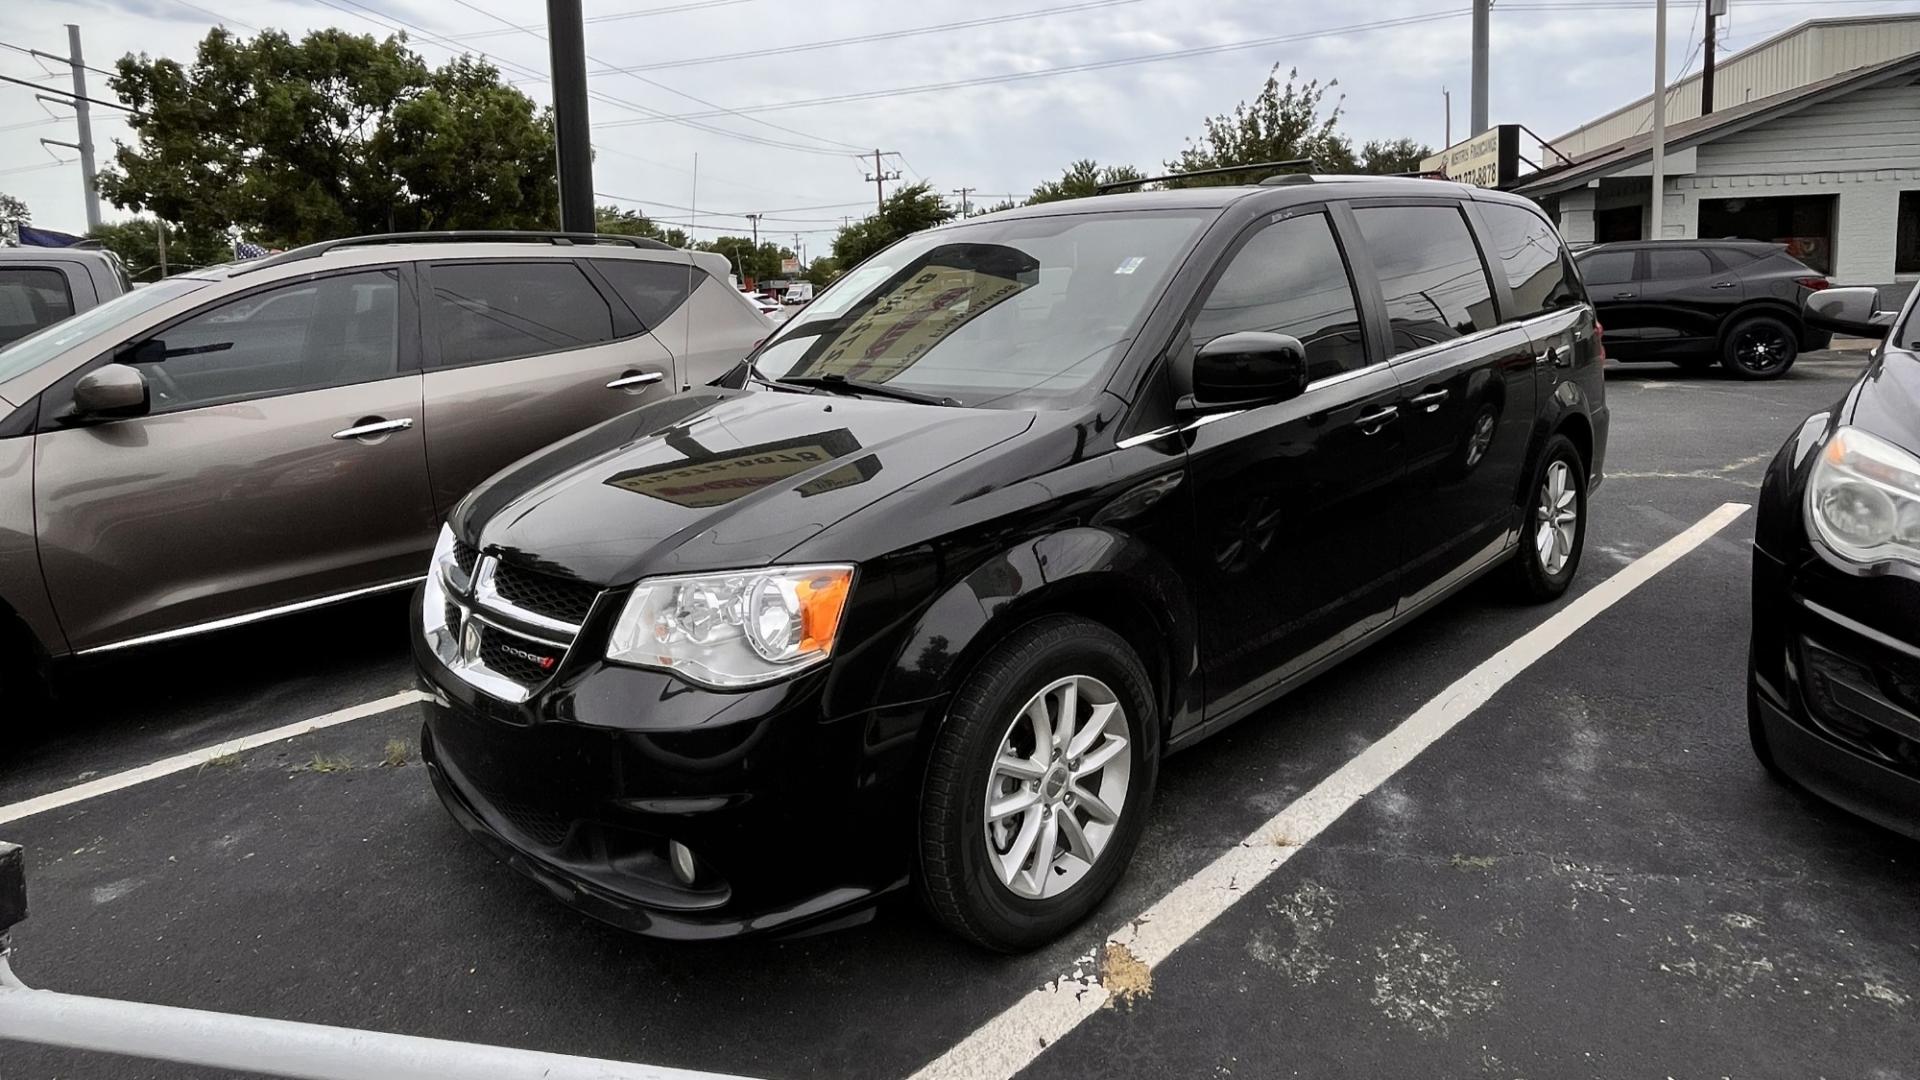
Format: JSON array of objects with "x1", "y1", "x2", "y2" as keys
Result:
[
  {"x1": 455, "y1": 387, "x2": 1034, "y2": 585},
  {"x1": 1848, "y1": 344, "x2": 1920, "y2": 453}
]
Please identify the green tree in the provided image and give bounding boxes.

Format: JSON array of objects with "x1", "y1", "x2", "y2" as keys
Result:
[
  {"x1": 830, "y1": 182, "x2": 955, "y2": 268},
  {"x1": 0, "y1": 193, "x2": 28, "y2": 233},
  {"x1": 87, "y1": 218, "x2": 232, "y2": 280},
  {"x1": 1165, "y1": 65, "x2": 1356, "y2": 185},
  {"x1": 1358, "y1": 137, "x2": 1433, "y2": 175},
  {"x1": 1027, "y1": 159, "x2": 1148, "y2": 204},
  {"x1": 595, "y1": 204, "x2": 688, "y2": 248},
  {"x1": 975, "y1": 198, "x2": 1021, "y2": 216},
  {"x1": 698, "y1": 235, "x2": 795, "y2": 283},
  {"x1": 100, "y1": 27, "x2": 558, "y2": 246},
  {"x1": 803, "y1": 256, "x2": 838, "y2": 288}
]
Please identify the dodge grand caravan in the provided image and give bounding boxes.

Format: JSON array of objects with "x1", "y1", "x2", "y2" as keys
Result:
[{"x1": 414, "y1": 178, "x2": 1609, "y2": 950}]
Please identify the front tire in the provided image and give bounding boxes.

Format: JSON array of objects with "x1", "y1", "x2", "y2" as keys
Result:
[
  {"x1": 1503, "y1": 434, "x2": 1587, "y2": 603},
  {"x1": 918, "y1": 616, "x2": 1159, "y2": 952},
  {"x1": 1722, "y1": 315, "x2": 1799, "y2": 380}
]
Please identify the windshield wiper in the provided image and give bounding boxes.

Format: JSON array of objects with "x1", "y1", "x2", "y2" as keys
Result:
[{"x1": 776, "y1": 373, "x2": 960, "y2": 407}]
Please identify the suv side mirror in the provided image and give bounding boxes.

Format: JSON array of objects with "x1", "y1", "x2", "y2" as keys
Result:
[
  {"x1": 1805, "y1": 287, "x2": 1898, "y2": 339},
  {"x1": 1185, "y1": 332, "x2": 1310, "y2": 410},
  {"x1": 72, "y1": 363, "x2": 151, "y2": 419}
]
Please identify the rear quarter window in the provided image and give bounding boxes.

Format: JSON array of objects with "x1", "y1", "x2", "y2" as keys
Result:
[
  {"x1": 1478, "y1": 202, "x2": 1582, "y2": 320},
  {"x1": 1352, "y1": 205, "x2": 1500, "y2": 352}
]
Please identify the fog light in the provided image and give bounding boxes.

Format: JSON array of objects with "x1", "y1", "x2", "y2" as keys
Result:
[{"x1": 668, "y1": 841, "x2": 698, "y2": 886}]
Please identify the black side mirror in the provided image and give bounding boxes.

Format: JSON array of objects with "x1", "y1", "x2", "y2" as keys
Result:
[
  {"x1": 72, "y1": 363, "x2": 151, "y2": 419},
  {"x1": 1184, "y1": 332, "x2": 1310, "y2": 410},
  {"x1": 1805, "y1": 287, "x2": 1898, "y2": 339}
]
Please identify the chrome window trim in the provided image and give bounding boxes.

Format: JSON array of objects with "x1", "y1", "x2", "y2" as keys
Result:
[
  {"x1": 471, "y1": 556, "x2": 590, "y2": 637},
  {"x1": 1114, "y1": 360, "x2": 1391, "y2": 449},
  {"x1": 77, "y1": 576, "x2": 425, "y2": 656},
  {"x1": 1380, "y1": 323, "x2": 1509, "y2": 368}
]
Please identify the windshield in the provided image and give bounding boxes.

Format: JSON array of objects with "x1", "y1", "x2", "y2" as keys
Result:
[
  {"x1": 0, "y1": 276, "x2": 212, "y2": 384},
  {"x1": 753, "y1": 209, "x2": 1211, "y2": 409}
]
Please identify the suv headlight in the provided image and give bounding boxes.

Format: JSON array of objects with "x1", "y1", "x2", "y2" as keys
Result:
[
  {"x1": 606, "y1": 565, "x2": 854, "y2": 689},
  {"x1": 1808, "y1": 426, "x2": 1920, "y2": 567}
]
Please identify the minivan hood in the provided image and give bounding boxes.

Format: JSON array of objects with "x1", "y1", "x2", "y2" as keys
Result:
[{"x1": 456, "y1": 388, "x2": 1034, "y2": 585}]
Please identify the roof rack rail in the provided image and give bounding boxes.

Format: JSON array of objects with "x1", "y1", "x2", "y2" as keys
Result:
[
  {"x1": 1095, "y1": 158, "x2": 1315, "y2": 194},
  {"x1": 230, "y1": 230, "x2": 675, "y2": 276}
]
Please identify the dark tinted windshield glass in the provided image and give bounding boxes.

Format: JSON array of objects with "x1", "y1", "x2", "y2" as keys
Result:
[
  {"x1": 0, "y1": 276, "x2": 210, "y2": 384},
  {"x1": 1647, "y1": 248, "x2": 1713, "y2": 280},
  {"x1": 753, "y1": 210, "x2": 1211, "y2": 409},
  {"x1": 1577, "y1": 250, "x2": 1635, "y2": 286},
  {"x1": 0, "y1": 268, "x2": 75, "y2": 347},
  {"x1": 1480, "y1": 203, "x2": 1581, "y2": 319},
  {"x1": 1353, "y1": 205, "x2": 1497, "y2": 354}
]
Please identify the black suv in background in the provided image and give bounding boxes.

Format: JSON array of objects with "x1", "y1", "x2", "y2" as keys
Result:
[
  {"x1": 1574, "y1": 239, "x2": 1831, "y2": 379},
  {"x1": 412, "y1": 177, "x2": 1608, "y2": 950}
]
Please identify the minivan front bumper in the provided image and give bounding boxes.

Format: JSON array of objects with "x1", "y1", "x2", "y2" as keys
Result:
[{"x1": 412, "y1": 590, "x2": 932, "y2": 940}]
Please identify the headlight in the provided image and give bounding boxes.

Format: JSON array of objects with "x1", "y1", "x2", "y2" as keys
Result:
[
  {"x1": 1808, "y1": 426, "x2": 1920, "y2": 566},
  {"x1": 422, "y1": 524, "x2": 455, "y2": 637},
  {"x1": 605, "y1": 565, "x2": 854, "y2": 689}
]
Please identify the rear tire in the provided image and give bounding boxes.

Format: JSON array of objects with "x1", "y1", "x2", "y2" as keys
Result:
[
  {"x1": 918, "y1": 616, "x2": 1159, "y2": 952},
  {"x1": 1503, "y1": 434, "x2": 1587, "y2": 603},
  {"x1": 1722, "y1": 315, "x2": 1799, "y2": 380}
]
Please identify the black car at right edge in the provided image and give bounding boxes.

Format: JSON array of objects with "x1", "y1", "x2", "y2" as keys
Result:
[
  {"x1": 1751, "y1": 285, "x2": 1920, "y2": 838},
  {"x1": 412, "y1": 176, "x2": 1607, "y2": 950}
]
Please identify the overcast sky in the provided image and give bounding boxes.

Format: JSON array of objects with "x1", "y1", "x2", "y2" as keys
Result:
[{"x1": 3, "y1": 0, "x2": 1916, "y2": 243}]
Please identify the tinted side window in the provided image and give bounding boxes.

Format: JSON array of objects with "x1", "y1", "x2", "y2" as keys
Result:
[
  {"x1": 0, "y1": 267, "x2": 76, "y2": 347},
  {"x1": 1191, "y1": 212, "x2": 1366, "y2": 381},
  {"x1": 1479, "y1": 203, "x2": 1581, "y2": 320},
  {"x1": 136, "y1": 269, "x2": 401, "y2": 413},
  {"x1": 1577, "y1": 250, "x2": 1636, "y2": 286},
  {"x1": 1353, "y1": 205, "x2": 1498, "y2": 355},
  {"x1": 430, "y1": 262, "x2": 614, "y2": 367},
  {"x1": 594, "y1": 258, "x2": 695, "y2": 328},
  {"x1": 1647, "y1": 248, "x2": 1713, "y2": 280}
]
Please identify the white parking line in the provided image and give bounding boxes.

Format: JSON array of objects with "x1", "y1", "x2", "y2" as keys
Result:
[
  {"x1": 0, "y1": 689, "x2": 429, "y2": 827},
  {"x1": 911, "y1": 501, "x2": 1751, "y2": 1080}
]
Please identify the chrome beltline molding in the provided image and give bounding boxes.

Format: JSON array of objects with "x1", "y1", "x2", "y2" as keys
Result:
[{"x1": 76, "y1": 576, "x2": 426, "y2": 656}]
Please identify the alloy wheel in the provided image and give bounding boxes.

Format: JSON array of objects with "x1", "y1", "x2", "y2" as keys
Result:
[
  {"x1": 982, "y1": 675, "x2": 1133, "y2": 900},
  {"x1": 1733, "y1": 324, "x2": 1791, "y2": 373},
  {"x1": 1535, "y1": 460, "x2": 1579, "y2": 576}
]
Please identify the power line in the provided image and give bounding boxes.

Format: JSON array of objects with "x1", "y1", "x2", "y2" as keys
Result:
[
  {"x1": 448, "y1": 0, "x2": 766, "y2": 41},
  {"x1": 597, "y1": 0, "x2": 1144, "y2": 74},
  {"x1": 166, "y1": 0, "x2": 259, "y2": 32},
  {"x1": 441, "y1": 0, "x2": 869, "y2": 155},
  {"x1": 0, "y1": 71, "x2": 136, "y2": 111},
  {"x1": 596, "y1": 8, "x2": 1473, "y2": 129},
  {"x1": 0, "y1": 40, "x2": 116, "y2": 80}
]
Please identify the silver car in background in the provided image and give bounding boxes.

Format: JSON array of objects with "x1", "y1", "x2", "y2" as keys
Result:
[{"x1": 0, "y1": 232, "x2": 769, "y2": 705}]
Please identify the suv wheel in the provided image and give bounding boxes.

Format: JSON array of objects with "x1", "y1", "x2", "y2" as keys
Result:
[
  {"x1": 918, "y1": 616, "x2": 1158, "y2": 952},
  {"x1": 1504, "y1": 434, "x2": 1587, "y2": 603},
  {"x1": 1722, "y1": 315, "x2": 1798, "y2": 380}
]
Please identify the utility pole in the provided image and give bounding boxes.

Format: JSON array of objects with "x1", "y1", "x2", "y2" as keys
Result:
[
  {"x1": 546, "y1": 0, "x2": 594, "y2": 232},
  {"x1": 30, "y1": 26, "x2": 103, "y2": 231},
  {"x1": 865, "y1": 149, "x2": 901, "y2": 214},
  {"x1": 1470, "y1": 0, "x2": 1490, "y2": 135},
  {"x1": 1702, "y1": 0, "x2": 1724, "y2": 116},
  {"x1": 1651, "y1": 0, "x2": 1668, "y2": 239},
  {"x1": 745, "y1": 212, "x2": 760, "y2": 249},
  {"x1": 951, "y1": 187, "x2": 976, "y2": 217},
  {"x1": 1443, "y1": 86, "x2": 1452, "y2": 147}
]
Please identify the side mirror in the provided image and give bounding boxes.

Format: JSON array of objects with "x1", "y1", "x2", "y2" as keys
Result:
[
  {"x1": 1805, "y1": 287, "x2": 1898, "y2": 339},
  {"x1": 72, "y1": 363, "x2": 151, "y2": 419},
  {"x1": 1185, "y1": 332, "x2": 1310, "y2": 410}
]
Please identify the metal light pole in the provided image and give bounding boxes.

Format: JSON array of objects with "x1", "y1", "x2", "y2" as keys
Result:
[
  {"x1": 1470, "y1": 0, "x2": 1490, "y2": 135},
  {"x1": 546, "y1": 0, "x2": 594, "y2": 233},
  {"x1": 1650, "y1": 0, "x2": 1668, "y2": 239}
]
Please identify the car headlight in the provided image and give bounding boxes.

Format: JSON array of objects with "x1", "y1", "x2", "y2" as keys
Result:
[
  {"x1": 605, "y1": 565, "x2": 854, "y2": 689},
  {"x1": 422, "y1": 524, "x2": 455, "y2": 637},
  {"x1": 1808, "y1": 426, "x2": 1920, "y2": 567}
]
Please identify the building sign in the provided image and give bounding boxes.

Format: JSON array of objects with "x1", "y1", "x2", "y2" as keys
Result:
[
  {"x1": 782, "y1": 257, "x2": 800, "y2": 274},
  {"x1": 1419, "y1": 124, "x2": 1521, "y2": 188}
]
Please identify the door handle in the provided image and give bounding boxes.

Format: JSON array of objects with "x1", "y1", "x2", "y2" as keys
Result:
[
  {"x1": 1612, "y1": 291, "x2": 1636, "y2": 300},
  {"x1": 331, "y1": 417, "x2": 413, "y2": 440},
  {"x1": 1710, "y1": 281, "x2": 1737, "y2": 289},
  {"x1": 1409, "y1": 388, "x2": 1449, "y2": 410},
  {"x1": 1535, "y1": 344, "x2": 1573, "y2": 368},
  {"x1": 606, "y1": 371, "x2": 665, "y2": 389},
  {"x1": 1353, "y1": 406, "x2": 1399, "y2": 433}
]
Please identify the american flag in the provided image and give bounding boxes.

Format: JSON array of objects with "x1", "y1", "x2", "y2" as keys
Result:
[{"x1": 233, "y1": 239, "x2": 268, "y2": 259}]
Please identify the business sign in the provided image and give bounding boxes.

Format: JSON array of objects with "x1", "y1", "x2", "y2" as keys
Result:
[
  {"x1": 1419, "y1": 124, "x2": 1521, "y2": 188},
  {"x1": 781, "y1": 257, "x2": 800, "y2": 274}
]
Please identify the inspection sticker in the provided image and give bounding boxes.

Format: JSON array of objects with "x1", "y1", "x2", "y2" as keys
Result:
[{"x1": 1114, "y1": 256, "x2": 1145, "y2": 275}]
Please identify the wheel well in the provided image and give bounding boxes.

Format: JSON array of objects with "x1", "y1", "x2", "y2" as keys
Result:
[
  {"x1": 1719, "y1": 301, "x2": 1802, "y2": 341},
  {"x1": 1555, "y1": 411, "x2": 1594, "y2": 480}
]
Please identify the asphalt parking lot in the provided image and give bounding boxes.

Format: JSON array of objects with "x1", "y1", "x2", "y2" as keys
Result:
[{"x1": 3, "y1": 348, "x2": 1916, "y2": 1079}]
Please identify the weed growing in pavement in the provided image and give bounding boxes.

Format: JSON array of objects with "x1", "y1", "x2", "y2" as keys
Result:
[
  {"x1": 301, "y1": 753, "x2": 352, "y2": 774},
  {"x1": 204, "y1": 751, "x2": 244, "y2": 768},
  {"x1": 382, "y1": 739, "x2": 411, "y2": 768}
]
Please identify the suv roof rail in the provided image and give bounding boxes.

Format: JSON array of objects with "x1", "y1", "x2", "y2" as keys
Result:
[
  {"x1": 1095, "y1": 158, "x2": 1315, "y2": 194},
  {"x1": 230, "y1": 230, "x2": 676, "y2": 276}
]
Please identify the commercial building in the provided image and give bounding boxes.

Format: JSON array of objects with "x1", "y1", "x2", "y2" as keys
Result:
[{"x1": 1513, "y1": 14, "x2": 1920, "y2": 290}]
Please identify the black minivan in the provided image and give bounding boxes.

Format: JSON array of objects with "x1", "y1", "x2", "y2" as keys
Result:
[{"x1": 412, "y1": 176, "x2": 1608, "y2": 950}]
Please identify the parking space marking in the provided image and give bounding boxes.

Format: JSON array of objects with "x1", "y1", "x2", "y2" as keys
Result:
[
  {"x1": 0, "y1": 689, "x2": 427, "y2": 826},
  {"x1": 911, "y1": 502, "x2": 1751, "y2": 1080}
]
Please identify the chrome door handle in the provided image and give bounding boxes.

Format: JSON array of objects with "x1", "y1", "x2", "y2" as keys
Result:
[
  {"x1": 1535, "y1": 345, "x2": 1573, "y2": 368},
  {"x1": 1710, "y1": 281, "x2": 1737, "y2": 289},
  {"x1": 1410, "y1": 388, "x2": 1449, "y2": 409},
  {"x1": 606, "y1": 371, "x2": 665, "y2": 389},
  {"x1": 331, "y1": 417, "x2": 413, "y2": 440},
  {"x1": 1612, "y1": 291, "x2": 1635, "y2": 300},
  {"x1": 1353, "y1": 406, "x2": 1399, "y2": 432}
]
